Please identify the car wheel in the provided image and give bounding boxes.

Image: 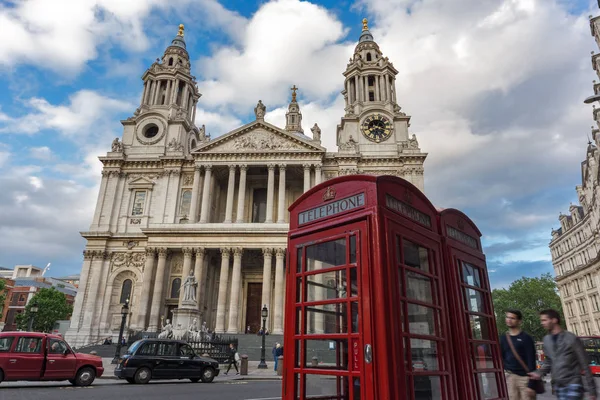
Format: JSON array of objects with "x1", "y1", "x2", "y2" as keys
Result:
[
  {"x1": 134, "y1": 367, "x2": 152, "y2": 384},
  {"x1": 200, "y1": 367, "x2": 215, "y2": 383},
  {"x1": 75, "y1": 367, "x2": 96, "y2": 386},
  {"x1": 190, "y1": 377, "x2": 200, "y2": 383},
  {"x1": 0, "y1": 369, "x2": 4, "y2": 384},
  {"x1": 126, "y1": 378, "x2": 136, "y2": 384}
]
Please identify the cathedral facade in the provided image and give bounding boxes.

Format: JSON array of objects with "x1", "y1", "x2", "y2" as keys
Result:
[
  {"x1": 550, "y1": 13, "x2": 600, "y2": 336},
  {"x1": 66, "y1": 21, "x2": 427, "y2": 346}
]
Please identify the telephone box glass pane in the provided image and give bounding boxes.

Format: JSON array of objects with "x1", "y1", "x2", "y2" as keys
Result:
[
  {"x1": 306, "y1": 304, "x2": 347, "y2": 334},
  {"x1": 464, "y1": 288, "x2": 486, "y2": 313},
  {"x1": 403, "y1": 240, "x2": 430, "y2": 273},
  {"x1": 350, "y1": 235, "x2": 357, "y2": 264},
  {"x1": 414, "y1": 376, "x2": 442, "y2": 400},
  {"x1": 304, "y1": 338, "x2": 348, "y2": 370},
  {"x1": 469, "y1": 315, "x2": 492, "y2": 340},
  {"x1": 307, "y1": 270, "x2": 347, "y2": 302},
  {"x1": 297, "y1": 278, "x2": 303, "y2": 303},
  {"x1": 350, "y1": 268, "x2": 358, "y2": 297},
  {"x1": 297, "y1": 248, "x2": 303, "y2": 273},
  {"x1": 406, "y1": 271, "x2": 434, "y2": 304},
  {"x1": 296, "y1": 307, "x2": 302, "y2": 335},
  {"x1": 352, "y1": 377, "x2": 361, "y2": 400},
  {"x1": 462, "y1": 262, "x2": 482, "y2": 287},
  {"x1": 410, "y1": 339, "x2": 440, "y2": 371},
  {"x1": 351, "y1": 302, "x2": 359, "y2": 333},
  {"x1": 307, "y1": 239, "x2": 346, "y2": 271},
  {"x1": 473, "y1": 343, "x2": 495, "y2": 369},
  {"x1": 407, "y1": 303, "x2": 438, "y2": 336},
  {"x1": 305, "y1": 374, "x2": 349, "y2": 399},
  {"x1": 477, "y1": 373, "x2": 499, "y2": 399}
]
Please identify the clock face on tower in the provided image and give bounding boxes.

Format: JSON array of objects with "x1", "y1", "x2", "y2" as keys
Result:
[{"x1": 361, "y1": 114, "x2": 393, "y2": 143}]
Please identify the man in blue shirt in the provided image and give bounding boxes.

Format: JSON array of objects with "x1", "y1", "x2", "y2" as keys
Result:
[{"x1": 500, "y1": 309, "x2": 537, "y2": 399}]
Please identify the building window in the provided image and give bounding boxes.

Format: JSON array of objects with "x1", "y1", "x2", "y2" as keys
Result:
[
  {"x1": 573, "y1": 323, "x2": 579, "y2": 335},
  {"x1": 132, "y1": 190, "x2": 147, "y2": 216},
  {"x1": 568, "y1": 302, "x2": 574, "y2": 317},
  {"x1": 593, "y1": 294, "x2": 600, "y2": 312},
  {"x1": 366, "y1": 52, "x2": 372, "y2": 61},
  {"x1": 564, "y1": 284, "x2": 570, "y2": 296},
  {"x1": 170, "y1": 278, "x2": 181, "y2": 299},
  {"x1": 252, "y1": 188, "x2": 267, "y2": 223},
  {"x1": 579, "y1": 299, "x2": 587, "y2": 314},
  {"x1": 120, "y1": 279, "x2": 132, "y2": 304},
  {"x1": 575, "y1": 279, "x2": 582, "y2": 292},
  {"x1": 168, "y1": 57, "x2": 173, "y2": 66},
  {"x1": 179, "y1": 190, "x2": 192, "y2": 216}
]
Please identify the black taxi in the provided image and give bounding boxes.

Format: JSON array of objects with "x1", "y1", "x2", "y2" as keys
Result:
[{"x1": 114, "y1": 339, "x2": 219, "y2": 384}]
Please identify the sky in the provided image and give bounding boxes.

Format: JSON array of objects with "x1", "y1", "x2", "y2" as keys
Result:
[{"x1": 0, "y1": 0, "x2": 597, "y2": 288}]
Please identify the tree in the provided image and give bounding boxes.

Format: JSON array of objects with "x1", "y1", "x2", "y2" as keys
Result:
[
  {"x1": 492, "y1": 273, "x2": 564, "y2": 342},
  {"x1": 0, "y1": 279, "x2": 6, "y2": 316},
  {"x1": 16, "y1": 288, "x2": 73, "y2": 332}
]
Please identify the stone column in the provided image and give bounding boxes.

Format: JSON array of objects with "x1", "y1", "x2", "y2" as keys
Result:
[
  {"x1": 277, "y1": 164, "x2": 286, "y2": 223},
  {"x1": 136, "y1": 247, "x2": 157, "y2": 329},
  {"x1": 153, "y1": 80, "x2": 162, "y2": 105},
  {"x1": 192, "y1": 101, "x2": 197, "y2": 123},
  {"x1": 148, "y1": 248, "x2": 168, "y2": 332},
  {"x1": 224, "y1": 165, "x2": 237, "y2": 223},
  {"x1": 314, "y1": 261, "x2": 325, "y2": 333},
  {"x1": 199, "y1": 165, "x2": 212, "y2": 223},
  {"x1": 81, "y1": 251, "x2": 109, "y2": 333},
  {"x1": 315, "y1": 165, "x2": 322, "y2": 185},
  {"x1": 171, "y1": 79, "x2": 179, "y2": 104},
  {"x1": 189, "y1": 166, "x2": 202, "y2": 223},
  {"x1": 354, "y1": 76, "x2": 359, "y2": 104},
  {"x1": 261, "y1": 248, "x2": 273, "y2": 329},
  {"x1": 235, "y1": 165, "x2": 248, "y2": 223},
  {"x1": 215, "y1": 248, "x2": 231, "y2": 333},
  {"x1": 91, "y1": 171, "x2": 109, "y2": 228},
  {"x1": 194, "y1": 248, "x2": 206, "y2": 311},
  {"x1": 68, "y1": 250, "x2": 94, "y2": 332},
  {"x1": 266, "y1": 164, "x2": 275, "y2": 223},
  {"x1": 375, "y1": 75, "x2": 380, "y2": 101},
  {"x1": 227, "y1": 248, "x2": 243, "y2": 333},
  {"x1": 303, "y1": 164, "x2": 311, "y2": 192},
  {"x1": 273, "y1": 248, "x2": 286, "y2": 334},
  {"x1": 179, "y1": 248, "x2": 194, "y2": 307}
]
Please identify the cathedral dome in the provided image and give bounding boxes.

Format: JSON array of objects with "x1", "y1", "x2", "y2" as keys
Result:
[{"x1": 358, "y1": 18, "x2": 374, "y2": 43}]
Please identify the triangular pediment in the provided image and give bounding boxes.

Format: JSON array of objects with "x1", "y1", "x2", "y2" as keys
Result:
[
  {"x1": 193, "y1": 121, "x2": 325, "y2": 154},
  {"x1": 128, "y1": 176, "x2": 155, "y2": 189}
]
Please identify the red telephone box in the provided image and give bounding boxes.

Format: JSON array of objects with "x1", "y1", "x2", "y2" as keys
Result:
[{"x1": 284, "y1": 175, "x2": 507, "y2": 400}]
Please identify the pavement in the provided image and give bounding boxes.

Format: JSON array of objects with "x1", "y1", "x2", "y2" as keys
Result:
[{"x1": 100, "y1": 358, "x2": 282, "y2": 381}]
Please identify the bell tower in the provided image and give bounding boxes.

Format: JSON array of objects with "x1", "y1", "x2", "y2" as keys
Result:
[
  {"x1": 118, "y1": 24, "x2": 204, "y2": 157},
  {"x1": 285, "y1": 85, "x2": 304, "y2": 134},
  {"x1": 336, "y1": 19, "x2": 421, "y2": 159}
]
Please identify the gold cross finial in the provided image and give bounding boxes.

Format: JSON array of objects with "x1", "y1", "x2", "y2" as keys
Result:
[
  {"x1": 291, "y1": 85, "x2": 298, "y2": 102},
  {"x1": 362, "y1": 18, "x2": 369, "y2": 31},
  {"x1": 178, "y1": 24, "x2": 185, "y2": 37}
]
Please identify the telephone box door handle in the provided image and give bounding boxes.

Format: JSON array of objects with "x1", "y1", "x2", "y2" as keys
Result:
[{"x1": 364, "y1": 344, "x2": 372, "y2": 364}]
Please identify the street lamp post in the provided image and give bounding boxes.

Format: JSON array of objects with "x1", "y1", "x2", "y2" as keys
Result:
[
  {"x1": 258, "y1": 304, "x2": 268, "y2": 369},
  {"x1": 111, "y1": 299, "x2": 129, "y2": 364},
  {"x1": 27, "y1": 301, "x2": 39, "y2": 331}
]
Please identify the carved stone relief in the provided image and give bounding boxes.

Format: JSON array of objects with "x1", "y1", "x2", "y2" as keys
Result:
[
  {"x1": 170, "y1": 253, "x2": 184, "y2": 275},
  {"x1": 215, "y1": 131, "x2": 306, "y2": 152},
  {"x1": 111, "y1": 252, "x2": 146, "y2": 273}
]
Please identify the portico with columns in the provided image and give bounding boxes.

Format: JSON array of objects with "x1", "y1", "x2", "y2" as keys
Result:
[{"x1": 65, "y1": 20, "x2": 428, "y2": 346}]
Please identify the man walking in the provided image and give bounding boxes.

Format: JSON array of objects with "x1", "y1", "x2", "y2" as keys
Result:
[
  {"x1": 224, "y1": 343, "x2": 239, "y2": 375},
  {"x1": 530, "y1": 309, "x2": 596, "y2": 400},
  {"x1": 500, "y1": 309, "x2": 537, "y2": 399}
]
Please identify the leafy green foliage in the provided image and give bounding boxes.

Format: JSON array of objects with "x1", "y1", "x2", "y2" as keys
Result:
[
  {"x1": 16, "y1": 288, "x2": 73, "y2": 332},
  {"x1": 492, "y1": 273, "x2": 564, "y2": 342},
  {"x1": 0, "y1": 279, "x2": 6, "y2": 315}
]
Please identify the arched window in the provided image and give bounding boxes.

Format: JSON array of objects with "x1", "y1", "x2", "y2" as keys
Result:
[
  {"x1": 366, "y1": 53, "x2": 372, "y2": 61},
  {"x1": 171, "y1": 278, "x2": 181, "y2": 298},
  {"x1": 179, "y1": 190, "x2": 192, "y2": 216},
  {"x1": 168, "y1": 58, "x2": 174, "y2": 66},
  {"x1": 120, "y1": 279, "x2": 132, "y2": 304}
]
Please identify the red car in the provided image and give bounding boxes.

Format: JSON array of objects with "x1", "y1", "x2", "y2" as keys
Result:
[{"x1": 0, "y1": 331, "x2": 104, "y2": 386}]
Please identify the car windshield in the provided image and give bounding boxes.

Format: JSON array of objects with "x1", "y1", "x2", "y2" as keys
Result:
[{"x1": 127, "y1": 340, "x2": 143, "y2": 355}]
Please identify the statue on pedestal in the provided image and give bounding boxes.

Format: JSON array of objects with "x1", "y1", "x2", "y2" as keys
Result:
[
  {"x1": 254, "y1": 100, "x2": 266, "y2": 120},
  {"x1": 182, "y1": 270, "x2": 198, "y2": 303},
  {"x1": 158, "y1": 318, "x2": 173, "y2": 339}
]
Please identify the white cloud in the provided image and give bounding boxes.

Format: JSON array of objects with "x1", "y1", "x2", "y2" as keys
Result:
[
  {"x1": 0, "y1": 90, "x2": 133, "y2": 141},
  {"x1": 29, "y1": 146, "x2": 53, "y2": 161},
  {"x1": 195, "y1": 0, "x2": 351, "y2": 111}
]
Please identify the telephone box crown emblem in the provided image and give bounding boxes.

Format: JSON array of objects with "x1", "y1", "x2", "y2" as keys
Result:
[{"x1": 323, "y1": 186, "x2": 337, "y2": 201}]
